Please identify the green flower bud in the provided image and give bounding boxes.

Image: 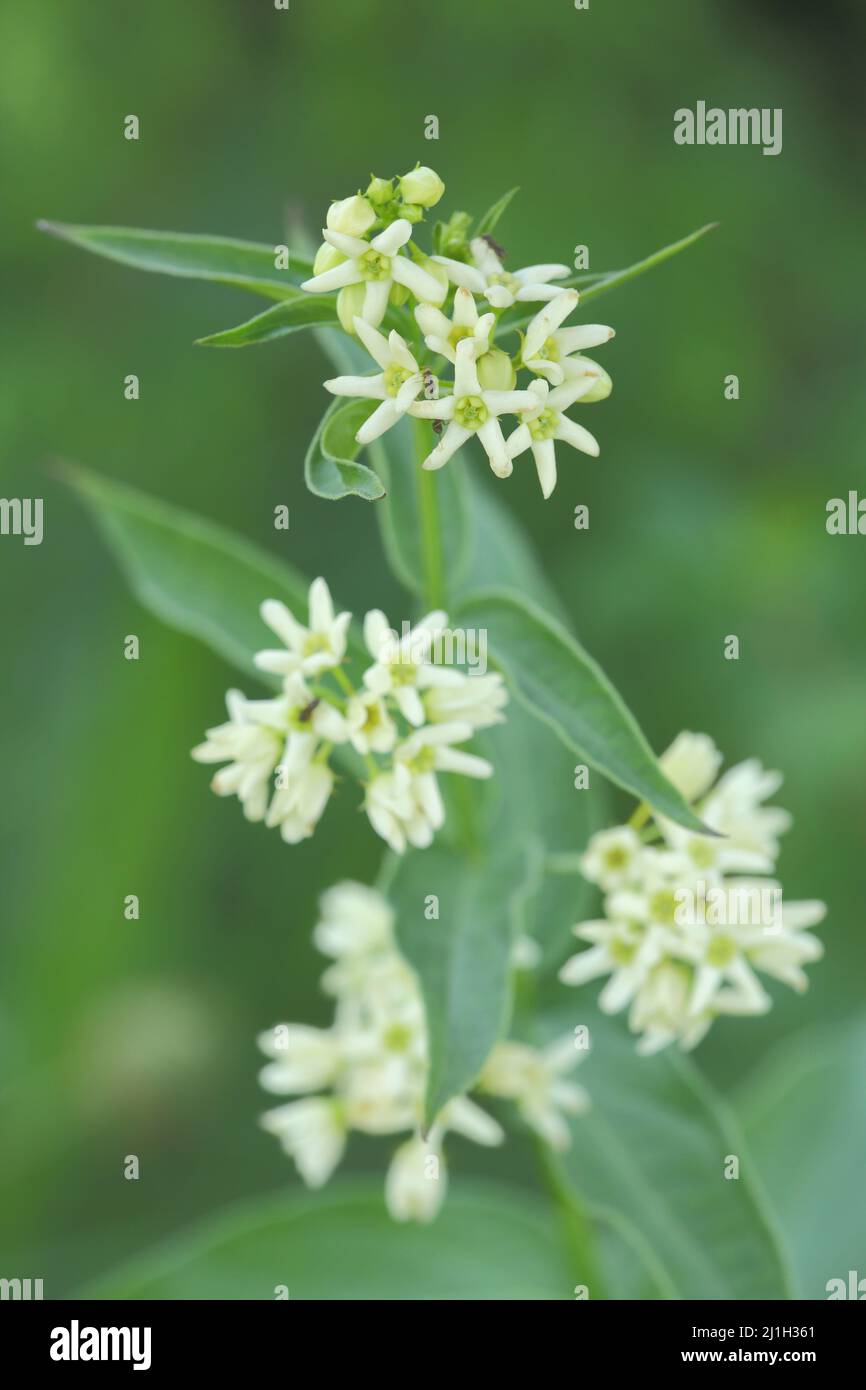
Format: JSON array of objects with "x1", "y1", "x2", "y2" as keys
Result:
[
  {"x1": 337, "y1": 283, "x2": 367, "y2": 334},
  {"x1": 313, "y1": 242, "x2": 345, "y2": 276},
  {"x1": 327, "y1": 195, "x2": 376, "y2": 237},
  {"x1": 476, "y1": 347, "x2": 517, "y2": 392},
  {"x1": 400, "y1": 202, "x2": 425, "y2": 225},
  {"x1": 435, "y1": 209, "x2": 472, "y2": 260},
  {"x1": 399, "y1": 165, "x2": 445, "y2": 209},
  {"x1": 366, "y1": 176, "x2": 394, "y2": 206},
  {"x1": 389, "y1": 281, "x2": 410, "y2": 307}
]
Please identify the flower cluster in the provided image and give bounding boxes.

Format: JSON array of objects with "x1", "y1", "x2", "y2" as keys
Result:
[
  {"x1": 301, "y1": 167, "x2": 614, "y2": 498},
  {"x1": 191, "y1": 578, "x2": 507, "y2": 852},
  {"x1": 560, "y1": 732, "x2": 826, "y2": 1053},
  {"x1": 259, "y1": 882, "x2": 588, "y2": 1223}
]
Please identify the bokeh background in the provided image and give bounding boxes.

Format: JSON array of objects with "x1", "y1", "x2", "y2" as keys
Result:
[{"x1": 2, "y1": 0, "x2": 864, "y2": 1295}]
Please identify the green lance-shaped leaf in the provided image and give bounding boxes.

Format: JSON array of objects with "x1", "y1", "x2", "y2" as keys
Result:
[
  {"x1": 37, "y1": 221, "x2": 313, "y2": 298},
  {"x1": 474, "y1": 186, "x2": 520, "y2": 239},
  {"x1": 543, "y1": 1000, "x2": 793, "y2": 1299},
  {"x1": 60, "y1": 463, "x2": 365, "y2": 678},
  {"x1": 304, "y1": 397, "x2": 387, "y2": 502},
  {"x1": 735, "y1": 1018, "x2": 866, "y2": 1299},
  {"x1": 497, "y1": 222, "x2": 718, "y2": 338},
  {"x1": 454, "y1": 588, "x2": 709, "y2": 833},
  {"x1": 81, "y1": 1182, "x2": 576, "y2": 1300},
  {"x1": 196, "y1": 291, "x2": 339, "y2": 346}
]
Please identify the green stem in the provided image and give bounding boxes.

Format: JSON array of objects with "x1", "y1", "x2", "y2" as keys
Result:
[
  {"x1": 413, "y1": 416, "x2": 445, "y2": 610},
  {"x1": 532, "y1": 1137, "x2": 606, "y2": 1300}
]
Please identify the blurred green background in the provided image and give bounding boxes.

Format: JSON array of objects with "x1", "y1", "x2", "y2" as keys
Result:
[{"x1": 1, "y1": 0, "x2": 864, "y2": 1296}]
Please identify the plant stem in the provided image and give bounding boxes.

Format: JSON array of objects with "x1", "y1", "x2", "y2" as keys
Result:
[
  {"x1": 413, "y1": 416, "x2": 445, "y2": 610},
  {"x1": 532, "y1": 1137, "x2": 607, "y2": 1300}
]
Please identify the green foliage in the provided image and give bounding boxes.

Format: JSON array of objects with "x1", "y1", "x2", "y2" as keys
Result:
[
  {"x1": 304, "y1": 397, "x2": 387, "y2": 501},
  {"x1": 196, "y1": 293, "x2": 340, "y2": 346},
  {"x1": 84, "y1": 1183, "x2": 575, "y2": 1300}
]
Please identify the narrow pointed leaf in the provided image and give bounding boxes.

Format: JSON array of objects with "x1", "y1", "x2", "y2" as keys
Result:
[
  {"x1": 475, "y1": 186, "x2": 520, "y2": 238},
  {"x1": 304, "y1": 397, "x2": 387, "y2": 501},
  {"x1": 455, "y1": 588, "x2": 710, "y2": 832},
  {"x1": 38, "y1": 220, "x2": 313, "y2": 298},
  {"x1": 60, "y1": 463, "x2": 365, "y2": 676},
  {"x1": 196, "y1": 293, "x2": 339, "y2": 346}
]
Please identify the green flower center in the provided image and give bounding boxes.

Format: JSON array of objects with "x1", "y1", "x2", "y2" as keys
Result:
[
  {"x1": 454, "y1": 394, "x2": 489, "y2": 430},
  {"x1": 688, "y1": 838, "x2": 716, "y2": 868},
  {"x1": 362, "y1": 702, "x2": 383, "y2": 734},
  {"x1": 603, "y1": 845, "x2": 629, "y2": 872},
  {"x1": 384, "y1": 363, "x2": 412, "y2": 398},
  {"x1": 358, "y1": 248, "x2": 392, "y2": 282},
  {"x1": 649, "y1": 888, "x2": 678, "y2": 926},
  {"x1": 488, "y1": 270, "x2": 520, "y2": 295},
  {"x1": 449, "y1": 324, "x2": 474, "y2": 349},
  {"x1": 407, "y1": 747, "x2": 436, "y2": 774},
  {"x1": 528, "y1": 408, "x2": 559, "y2": 441},
  {"x1": 383, "y1": 1022, "x2": 413, "y2": 1053},
  {"x1": 389, "y1": 660, "x2": 417, "y2": 687},
  {"x1": 303, "y1": 632, "x2": 331, "y2": 656},
  {"x1": 706, "y1": 934, "x2": 738, "y2": 968},
  {"x1": 609, "y1": 937, "x2": 638, "y2": 966}
]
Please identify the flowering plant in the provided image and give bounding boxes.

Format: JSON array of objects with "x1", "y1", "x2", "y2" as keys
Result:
[{"x1": 45, "y1": 168, "x2": 823, "y2": 1298}]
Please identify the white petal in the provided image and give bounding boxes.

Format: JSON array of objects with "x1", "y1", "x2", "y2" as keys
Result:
[
  {"x1": 554, "y1": 416, "x2": 600, "y2": 458},
  {"x1": 361, "y1": 279, "x2": 391, "y2": 326},
  {"x1": 514, "y1": 283, "x2": 563, "y2": 303},
  {"x1": 506, "y1": 423, "x2": 532, "y2": 459},
  {"x1": 422, "y1": 421, "x2": 471, "y2": 470},
  {"x1": 432, "y1": 256, "x2": 486, "y2": 294},
  {"x1": 483, "y1": 389, "x2": 537, "y2": 415},
  {"x1": 478, "y1": 418, "x2": 512, "y2": 478},
  {"x1": 372, "y1": 218, "x2": 412, "y2": 255},
  {"x1": 557, "y1": 324, "x2": 616, "y2": 353},
  {"x1": 452, "y1": 286, "x2": 479, "y2": 327},
  {"x1": 301, "y1": 260, "x2": 361, "y2": 294},
  {"x1": 532, "y1": 439, "x2": 558, "y2": 498},
  {"x1": 356, "y1": 398, "x2": 402, "y2": 444},
  {"x1": 354, "y1": 317, "x2": 393, "y2": 369},
  {"x1": 516, "y1": 263, "x2": 570, "y2": 283},
  {"x1": 453, "y1": 338, "x2": 481, "y2": 397},
  {"x1": 323, "y1": 229, "x2": 369, "y2": 257},
  {"x1": 523, "y1": 289, "x2": 579, "y2": 361},
  {"x1": 392, "y1": 257, "x2": 446, "y2": 304},
  {"x1": 324, "y1": 373, "x2": 387, "y2": 399},
  {"x1": 388, "y1": 331, "x2": 419, "y2": 373}
]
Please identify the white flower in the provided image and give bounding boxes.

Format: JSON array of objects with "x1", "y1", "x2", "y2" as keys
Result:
[
  {"x1": 423, "y1": 672, "x2": 508, "y2": 729},
  {"x1": 398, "y1": 165, "x2": 445, "y2": 208},
  {"x1": 362, "y1": 607, "x2": 452, "y2": 726},
  {"x1": 434, "y1": 235, "x2": 570, "y2": 309},
  {"x1": 258, "y1": 1024, "x2": 340, "y2": 1094},
  {"x1": 364, "y1": 764, "x2": 431, "y2": 854},
  {"x1": 254, "y1": 578, "x2": 351, "y2": 681},
  {"x1": 191, "y1": 688, "x2": 284, "y2": 822},
  {"x1": 410, "y1": 338, "x2": 536, "y2": 478},
  {"x1": 345, "y1": 688, "x2": 398, "y2": 754},
  {"x1": 521, "y1": 290, "x2": 615, "y2": 386},
  {"x1": 385, "y1": 1134, "x2": 446, "y2": 1223},
  {"x1": 324, "y1": 319, "x2": 426, "y2": 445},
  {"x1": 506, "y1": 377, "x2": 601, "y2": 499},
  {"x1": 313, "y1": 881, "x2": 395, "y2": 959},
  {"x1": 259, "y1": 1097, "x2": 346, "y2": 1188},
  {"x1": 414, "y1": 286, "x2": 495, "y2": 364},
  {"x1": 479, "y1": 1037, "x2": 589, "y2": 1150},
  {"x1": 579, "y1": 826, "x2": 644, "y2": 892},
  {"x1": 326, "y1": 195, "x2": 377, "y2": 237},
  {"x1": 265, "y1": 732, "x2": 334, "y2": 844},
  {"x1": 627, "y1": 961, "x2": 709, "y2": 1055},
  {"x1": 301, "y1": 217, "x2": 446, "y2": 327},
  {"x1": 560, "y1": 918, "x2": 667, "y2": 1015},
  {"x1": 745, "y1": 897, "x2": 826, "y2": 992},
  {"x1": 659, "y1": 731, "x2": 723, "y2": 803},
  {"x1": 702, "y1": 758, "x2": 793, "y2": 860},
  {"x1": 368, "y1": 722, "x2": 492, "y2": 852}
]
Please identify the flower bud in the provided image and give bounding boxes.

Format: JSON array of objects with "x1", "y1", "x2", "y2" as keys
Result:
[
  {"x1": 327, "y1": 195, "x2": 376, "y2": 237},
  {"x1": 389, "y1": 281, "x2": 410, "y2": 307},
  {"x1": 400, "y1": 202, "x2": 425, "y2": 225},
  {"x1": 365, "y1": 176, "x2": 394, "y2": 206},
  {"x1": 313, "y1": 242, "x2": 345, "y2": 276},
  {"x1": 399, "y1": 166, "x2": 445, "y2": 209},
  {"x1": 337, "y1": 283, "x2": 367, "y2": 334},
  {"x1": 572, "y1": 358, "x2": 612, "y2": 402},
  {"x1": 435, "y1": 210, "x2": 472, "y2": 260},
  {"x1": 477, "y1": 347, "x2": 517, "y2": 392}
]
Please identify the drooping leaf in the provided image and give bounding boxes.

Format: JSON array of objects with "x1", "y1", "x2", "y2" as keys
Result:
[
  {"x1": 38, "y1": 220, "x2": 313, "y2": 298},
  {"x1": 82, "y1": 1182, "x2": 575, "y2": 1300},
  {"x1": 60, "y1": 463, "x2": 365, "y2": 677},
  {"x1": 304, "y1": 397, "x2": 387, "y2": 502},
  {"x1": 474, "y1": 186, "x2": 520, "y2": 239},
  {"x1": 196, "y1": 292, "x2": 339, "y2": 346},
  {"x1": 455, "y1": 588, "x2": 709, "y2": 832},
  {"x1": 735, "y1": 1017, "x2": 866, "y2": 1299},
  {"x1": 542, "y1": 997, "x2": 794, "y2": 1299}
]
